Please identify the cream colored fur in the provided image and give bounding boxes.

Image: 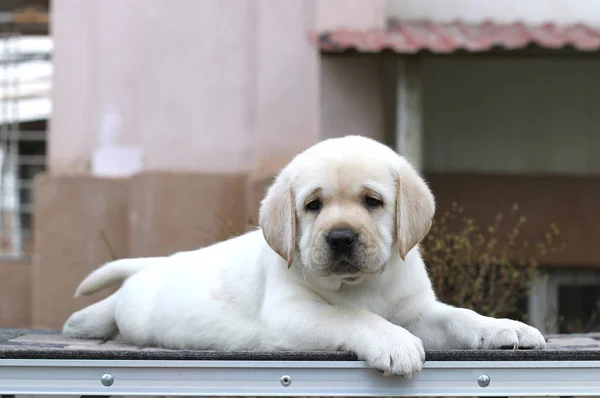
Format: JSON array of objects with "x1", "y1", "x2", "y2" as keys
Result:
[{"x1": 63, "y1": 135, "x2": 545, "y2": 377}]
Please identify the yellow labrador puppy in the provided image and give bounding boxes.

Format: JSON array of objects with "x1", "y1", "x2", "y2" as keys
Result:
[{"x1": 63, "y1": 135, "x2": 545, "y2": 377}]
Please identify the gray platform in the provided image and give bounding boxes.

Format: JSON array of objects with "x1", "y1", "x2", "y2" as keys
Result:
[
  {"x1": 0, "y1": 328, "x2": 599, "y2": 361},
  {"x1": 2, "y1": 329, "x2": 600, "y2": 396}
]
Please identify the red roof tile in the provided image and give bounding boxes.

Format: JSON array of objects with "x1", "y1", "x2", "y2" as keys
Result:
[{"x1": 316, "y1": 20, "x2": 600, "y2": 53}]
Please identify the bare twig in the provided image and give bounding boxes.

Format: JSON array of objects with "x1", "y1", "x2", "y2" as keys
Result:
[{"x1": 99, "y1": 230, "x2": 118, "y2": 260}]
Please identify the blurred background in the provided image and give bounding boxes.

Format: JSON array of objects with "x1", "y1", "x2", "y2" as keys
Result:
[{"x1": 1, "y1": 0, "x2": 600, "y2": 337}]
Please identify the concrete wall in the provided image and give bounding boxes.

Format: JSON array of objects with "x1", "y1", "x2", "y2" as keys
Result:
[
  {"x1": 387, "y1": 0, "x2": 600, "y2": 24},
  {"x1": 49, "y1": 0, "x2": 388, "y2": 177},
  {"x1": 128, "y1": 173, "x2": 247, "y2": 258},
  {"x1": 0, "y1": 261, "x2": 31, "y2": 328},
  {"x1": 320, "y1": 56, "x2": 387, "y2": 144},
  {"x1": 31, "y1": 175, "x2": 129, "y2": 329},
  {"x1": 31, "y1": 172, "x2": 250, "y2": 330},
  {"x1": 427, "y1": 173, "x2": 600, "y2": 267},
  {"x1": 50, "y1": 0, "x2": 261, "y2": 174},
  {"x1": 316, "y1": 0, "x2": 386, "y2": 30}
]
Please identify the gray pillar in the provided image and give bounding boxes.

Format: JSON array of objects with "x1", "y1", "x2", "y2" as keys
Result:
[
  {"x1": 395, "y1": 57, "x2": 423, "y2": 170},
  {"x1": 529, "y1": 271, "x2": 559, "y2": 335}
]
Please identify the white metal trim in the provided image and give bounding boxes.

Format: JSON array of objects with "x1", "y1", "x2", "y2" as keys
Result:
[{"x1": 1, "y1": 359, "x2": 600, "y2": 396}]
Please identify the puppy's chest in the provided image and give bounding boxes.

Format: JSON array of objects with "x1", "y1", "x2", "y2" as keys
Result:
[{"x1": 326, "y1": 290, "x2": 403, "y2": 321}]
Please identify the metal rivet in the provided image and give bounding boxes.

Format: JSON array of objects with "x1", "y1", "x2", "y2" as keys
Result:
[
  {"x1": 101, "y1": 373, "x2": 114, "y2": 387},
  {"x1": 280, "y1": 375, "x2": 292, "y2": 387},
  {"x1": 478, "y1": 374, "x2": 490, "y2": 388}
]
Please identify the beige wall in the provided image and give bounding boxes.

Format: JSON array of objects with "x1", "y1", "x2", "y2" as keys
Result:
[
  {"x1": 251, "y1": 1, "x2": 320, "y2": 180},
  {"x1": 50, "y1": 0, "x2": 258, "y2": 174},
  {"x1": 316, "y1": 0, "x2": 386, "y2": 30},
  {"x1": 50, "y1": 0, "x2": 387, "y2": 177},
  {"x1": 0, "y1": 261, "x2": 31, "y2": 328},
  {"x1": 31, "y1": 175, "x2": 129, "y2": 329},
  {"x1": 31, "y1": 172, "x2": 250, "y2": 330},
  {"x1": 427, "y1": 173, "x2": 600, "y2": 267},
  {"x1": 387, "y1": 0, "x2": 600, "y2": 25},
  {"x1": 128, "y1": 173, "x2": 248, "y2": 257},
  {"x1": 320, "y1": 56, "x2": 387, "y2": 144}
]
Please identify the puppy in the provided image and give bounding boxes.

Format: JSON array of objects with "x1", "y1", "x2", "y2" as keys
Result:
[{"x1": 63, "y1": 135, "x2": 545, "y2": 377}]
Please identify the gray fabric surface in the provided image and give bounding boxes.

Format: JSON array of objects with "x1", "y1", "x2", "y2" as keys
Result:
[{"x1": 1, "y1": 329, "x2": 599, "y2": 361}]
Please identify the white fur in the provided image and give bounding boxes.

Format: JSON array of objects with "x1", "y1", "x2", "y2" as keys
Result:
[{"x1": 63, "y1": 135, "x2": 545, "y2": 377}]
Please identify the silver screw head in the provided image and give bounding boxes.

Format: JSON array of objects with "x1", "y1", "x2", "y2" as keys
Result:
[
  {"x1": 101, "y1": 373, "x2": 114, "y2": 387},
  {"x1": 280, "y1": 375, "x2": 292, "y2": 387},
  {"x1": 478, "y1": 374, "x2": 490, "y2": 387}
]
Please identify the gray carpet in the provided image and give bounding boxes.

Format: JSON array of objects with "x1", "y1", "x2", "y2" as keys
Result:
[{"x1": 1, "y1": 328, "x2": 599, "y2": 361}]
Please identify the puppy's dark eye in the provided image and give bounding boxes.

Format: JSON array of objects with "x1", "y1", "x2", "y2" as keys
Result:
[
  {"x1": 364, "y1": 196, "x2": 383, "y2": 208},
  {"x1": 306, "y1": 199, "x2": 322, "y2": 212}
]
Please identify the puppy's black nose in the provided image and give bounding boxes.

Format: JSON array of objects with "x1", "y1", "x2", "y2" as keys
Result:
[{"x1": 326, "y1": 228, "x2": 358, "y2": 253}]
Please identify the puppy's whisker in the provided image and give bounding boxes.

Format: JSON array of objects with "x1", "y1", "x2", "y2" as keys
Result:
[{"x1": 301, "y1": 264, "x2": 310, "y2": 282}]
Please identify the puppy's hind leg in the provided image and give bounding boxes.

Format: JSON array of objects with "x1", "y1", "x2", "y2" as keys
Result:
[{"x1": 62, "y1": 293, "x2": 119, "y2": 340}]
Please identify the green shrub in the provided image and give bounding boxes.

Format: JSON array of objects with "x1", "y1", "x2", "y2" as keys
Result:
[{"x1": 421, "y1": 203, "x2": 563, "y2": 321}]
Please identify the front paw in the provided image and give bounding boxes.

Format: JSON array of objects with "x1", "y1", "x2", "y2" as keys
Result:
[
  {"x1": 473, "y1": 319, "x2": 546, "y2": 350},
  {"x1": 357, "y1": 326, "x2": 426, "y2": 378}
]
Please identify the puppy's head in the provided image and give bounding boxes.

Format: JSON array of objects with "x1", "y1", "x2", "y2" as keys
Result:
[{"x1": 259, "y1": 136, "x2": 435, "y2": 284}]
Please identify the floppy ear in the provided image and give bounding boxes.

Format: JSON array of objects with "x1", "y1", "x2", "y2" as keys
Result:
[
  {"x1": 259, "y1": 174, "x2": 297, "y2": 268},
  {"x1": 395, "y1": 164, "x2": 435, "y2": 261}
]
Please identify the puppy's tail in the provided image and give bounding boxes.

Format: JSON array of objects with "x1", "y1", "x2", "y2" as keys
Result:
[{"x1": 74, "y1": 257, "x2": 167, "y2": 297}]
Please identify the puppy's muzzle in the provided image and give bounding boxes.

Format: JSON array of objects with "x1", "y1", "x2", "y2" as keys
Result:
[{"x1": 326, "y1": 228, "x2": 359, "y2": 255}]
